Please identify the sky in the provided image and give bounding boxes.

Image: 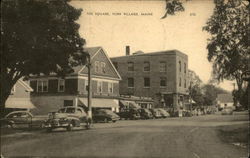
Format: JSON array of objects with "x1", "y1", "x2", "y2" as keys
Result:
[{"x1": 71, "y1": 0, "x2": 235, "y2": 91}]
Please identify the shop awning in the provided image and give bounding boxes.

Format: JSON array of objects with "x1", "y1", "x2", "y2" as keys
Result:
[
  {"x1": 119, "y1": 100, "x2": 128, "y2": 107},
  {"x1": 5, "y1": 98, "x2": 35, "y2": 109},
  {"x1": 129, "y1": 101, "x2": 140, "y2": 109},
  {"x1": 78, "y1": 98, "x2": 119, "y2": 108}
]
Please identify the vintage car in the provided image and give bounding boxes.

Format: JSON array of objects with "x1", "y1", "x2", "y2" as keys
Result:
[
  {"x1": 0, "y1": 111, "x2": 47, "y2": 129},
  {"x1": 157, "y1": 108, "x2": 170, "y2": 118},
  {"x1": 118, "y1": 108, "x2": 141, "y2": 120},
  {"x1": 92, "y1": 109, "x2": 120, "y2": 123},
  {"x1": 149, "y1": 108, "x2": 162, "y2": 118},
  {"x1": 44, "y1": 106, "x2": 88, "y2": 132},
  {"x1": 138, "y1": 108, "x2": 154, "y2": 119}
]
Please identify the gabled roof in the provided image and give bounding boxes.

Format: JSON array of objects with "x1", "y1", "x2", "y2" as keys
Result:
[
  {"x1": 76, "y1": 47, "x2": 121, "y2": 80},
  {"x1": 217, "y1": 94, "x2": 234, "y2": 103},
  {"x1": 18, "y1": 80, "x2": 33, "y2": 92}
]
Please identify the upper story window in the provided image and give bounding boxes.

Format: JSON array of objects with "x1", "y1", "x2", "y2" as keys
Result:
[
  {"x1": 37, "y1": 80, "x2": 48, "y2": 92},
  {"x1": 128, "y1": 78, "x2": 134, "y2": 88},
  {"x1": 160, "y1": 62, "x2": 167, "y2": 72},
  {"x1": 128, "y1": 62, "x2": 134, "y2": 71},
  {"x1": 184, "y1": 63, "x2": 187, "y2": 73},
  {"x1": 184, "y1": 79, "x2": 187, "y2": 88},
  {"x1": 101, "y1": 62, "x2": 106, "y2": 73},
  {"x1": 144, "y1": 77, "x2": 150, "y2": 88},
  {"x1": 97, "y1": 81, "x2": 103, "y2": 93},
  {"x1": 160, "y1": 77, "x2": 167, "y2": 87},
  {"x1": 95, "y1": 61, "x2": 100, "y2": 73},
  {"x1": 179, "y1": 61, "x2": 182, "y2": 72},
  {"x1": 179, "y1": 77, "x2": 182, "y2": 87},
  {"x1": 144, "y1": 61, "x2": 150, "y2": 72},
  {"x1": 108, "y1": 82, "x2": 114, "y2": 93},
  {"x1": 58, "y1": 79, "x2": 65, "y2": 92}
]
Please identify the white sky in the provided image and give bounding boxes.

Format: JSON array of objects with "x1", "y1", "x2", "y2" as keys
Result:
[{"x1": 71, "y1": 0, "x2": 235, "y2": 91}]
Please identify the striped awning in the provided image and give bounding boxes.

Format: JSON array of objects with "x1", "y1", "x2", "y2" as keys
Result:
[
  {"x1": 78, "y1": 98, "x2": 119, "y2": 108},
  {"x1": 5, "y1": 98, "x2": 35, "y2": 109}
]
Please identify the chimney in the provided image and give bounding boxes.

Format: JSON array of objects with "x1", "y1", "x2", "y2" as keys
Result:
[{"x1": 126, "y1": 46, "x2": 130, "y2": 56}]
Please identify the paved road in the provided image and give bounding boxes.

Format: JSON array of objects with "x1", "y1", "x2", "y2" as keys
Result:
[{"x1": 1, "y1": 114, "x2": 249, "y2": 158}]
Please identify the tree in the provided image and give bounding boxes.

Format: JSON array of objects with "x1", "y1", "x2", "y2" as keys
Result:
[
  {"x1": 0, "y1": 0, "x2": 86, "y2": 109},
  {"x1": 203, "y1": 0, "x2": 250, "y2": 103},
  {"x1": 161, "y1": 0, "x2": 185, "y2": 19},
  {"x1": 188, "y1": 70, "x2": 203, "y2": 105}
]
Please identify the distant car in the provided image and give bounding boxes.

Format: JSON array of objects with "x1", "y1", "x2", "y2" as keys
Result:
[
  {"x1": 0, "y1": 111, "x2": 47, "y2": 129},
  {"x1": 118, "y1": 108, "x2": 141, "y2": 120},
  {"x1": 44, "y1": 106, "x2": 88, "y2": 132},
  {"x1": 138, "y1": 108, "x2": 153, "y2": 119},
  {"x1": 221, "y1": 107, "x2": 233, "y2": 115},
  {"x1": 149, "y1": 109, "x2": 162, "y2": 118},
  {"x1": 93, "y1": 109, "x2": 120, "y2": 123},
  {"x1": 157, "y1": 108, "x2": 170, "y2": 118}
]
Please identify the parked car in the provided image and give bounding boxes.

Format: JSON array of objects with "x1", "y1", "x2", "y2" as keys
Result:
[
  {"x1": 149, "y1": 108, "x2": 162, "y2": 118},
  {"x1": 221, "y1": 107, "x2": 233, "y2": 115},
  {"x1": 118, "y1": 108, "x2": 141, "y2": 120},
  {"x1": 138, "y1": 108, "x2": 153, "y2": 119},
  {"x1": 0, "y1": 111, "x2": 47, "y2": 129},
  {"x1": 44, "y1": 106, "x2": 87, "y2": 132},
  {"x1": 92, "y1": 109, "x2": 120, "y2": 123},
  {"x1": 157, "y1": 108, "x2": 170, "y2": 118}
]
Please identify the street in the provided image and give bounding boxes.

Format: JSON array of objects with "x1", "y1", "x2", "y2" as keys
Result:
[{"x1": 1, "y1": 113, "x2": 249, "y2": 158}]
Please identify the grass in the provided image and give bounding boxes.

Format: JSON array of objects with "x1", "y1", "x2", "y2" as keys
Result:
[{"x1": 216, "y1": 124, "x2": 249, "y2": 148}]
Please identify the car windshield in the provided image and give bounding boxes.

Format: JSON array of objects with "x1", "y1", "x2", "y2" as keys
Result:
[{"x1": 65, "y1": 108, "x2": 76, "y2": 113}]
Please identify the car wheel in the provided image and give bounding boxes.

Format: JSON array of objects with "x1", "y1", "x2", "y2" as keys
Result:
[{"x1": 67, "y1": 123, "x2": 73, "y2": 131}]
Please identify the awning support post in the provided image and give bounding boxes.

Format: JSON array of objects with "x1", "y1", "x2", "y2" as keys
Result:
[{"x1": 86, "y1": 54, "x2": 92, "y2": 129}]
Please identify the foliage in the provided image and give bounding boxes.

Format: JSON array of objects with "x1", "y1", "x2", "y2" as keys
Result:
[
  {"x1": 161, "y1": 0, "x2": 185, "y2": 19},
  {"x1": 0, "y1": 0, "x2": 86, "y2": 108},
  {"x1": 203, "y1": 0, "x2": 250, "y2": 92}
]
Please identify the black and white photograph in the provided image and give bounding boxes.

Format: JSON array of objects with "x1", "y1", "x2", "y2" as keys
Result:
[{"x1": 0, "y1": 0, "x2": 249, "y2": 157}]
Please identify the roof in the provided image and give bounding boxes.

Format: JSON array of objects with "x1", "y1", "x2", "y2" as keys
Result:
[
  {"x1": 18, "y1": 80, "x2": 33, "y2": 92},
  {"x1": 111, "y1": 49, "x2": 187, "y2": 59},
  {"x1": 217, "y1": 94, "x2": 234, "y2": 103}
]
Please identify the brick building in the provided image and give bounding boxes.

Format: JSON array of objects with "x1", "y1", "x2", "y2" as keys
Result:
[
  {"x1": 29, "y1": 47, "x2": 121, "y2": 115},
  {"x1": 111, "y1": 47, "x2": 189, "y2": 111}
]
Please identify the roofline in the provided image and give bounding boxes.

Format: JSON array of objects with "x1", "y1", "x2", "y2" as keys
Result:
[
  {"x1": 18, "y1": 80, "x2": 33, "y2": 92},
  {"x1": 111, "y1": 49, "x2": 187, "y2": 59}
]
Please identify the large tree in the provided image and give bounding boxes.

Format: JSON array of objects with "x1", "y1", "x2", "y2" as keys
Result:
[
  {"x1": 203, "y1": 0, "x2": 249, "y2": 99},
  {"x1": 0, "y1": 0, "x2": 86, "y2": 109}
]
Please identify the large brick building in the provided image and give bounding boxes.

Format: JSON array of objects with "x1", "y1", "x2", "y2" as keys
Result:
[
  {"x1": 111, "y1": 47, "x2": 189, "y2": 111},
  {"x1": 29, "y1": 47, "x2": 121, "y2": 115}
]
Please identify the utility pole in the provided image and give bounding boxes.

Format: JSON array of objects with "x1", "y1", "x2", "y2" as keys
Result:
[{"x1": 87, "y1": 54, "x2": 92, "y2": 129}]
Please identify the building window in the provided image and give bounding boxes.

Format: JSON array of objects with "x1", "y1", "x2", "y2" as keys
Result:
[
  {"x1": 128, "y1": 78, "x2": 134, "y2": 88},
  {"x1": 95, "y1": 61, "x2": 100, "y2": 73},
  {"x1": 160, "y1": 77, "x2": 167, "y2": 87},
  {"x1": 64, "y1": 100, "x2": 73, "y2": 107},
  {"x1": 184, "y1": 79, "x2": 187, "y2": 88},
  {"x1": 101, "y1": 62, "x2": 106, "y2": 73},
  {"x1": 179, "y1": 61, "x2": 182, "y2": 72},
  {"x1": 144, "y1": 61, "x2": 150, "y2": 72},
  {"x1": 37, "y1": 80, "x2": 48, "y2": 92},
  {"x1": 179, "y1": 77, "x2": 182, "y2": 87},
  {"x1": 85, "y1": 79, "x2": 89, "y2": 92},
  {"x1": 97, "y1": 81, "x2": 103, "y2": 93},
  {"x1": 113, "y1": 62, "x2": 118, "y2": 70},
  {"x1": 108, "y1": 82, "x2": 113, "y2": 93},
  {"x1": 58, "y1": 79, "x2": 65, "y2": 92},
  {"x1": 184, "y1": 63, "x2": 186, "y2": 73},
  {"x1": 160, "y1": 62, "x2": 167, "y2": 72},
  {"x1": 128, "y1": 62, "x2": 134, "y2": 71},
  {"x1": 144, "y1": 77, "x2": 150, "y2": 88}
]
